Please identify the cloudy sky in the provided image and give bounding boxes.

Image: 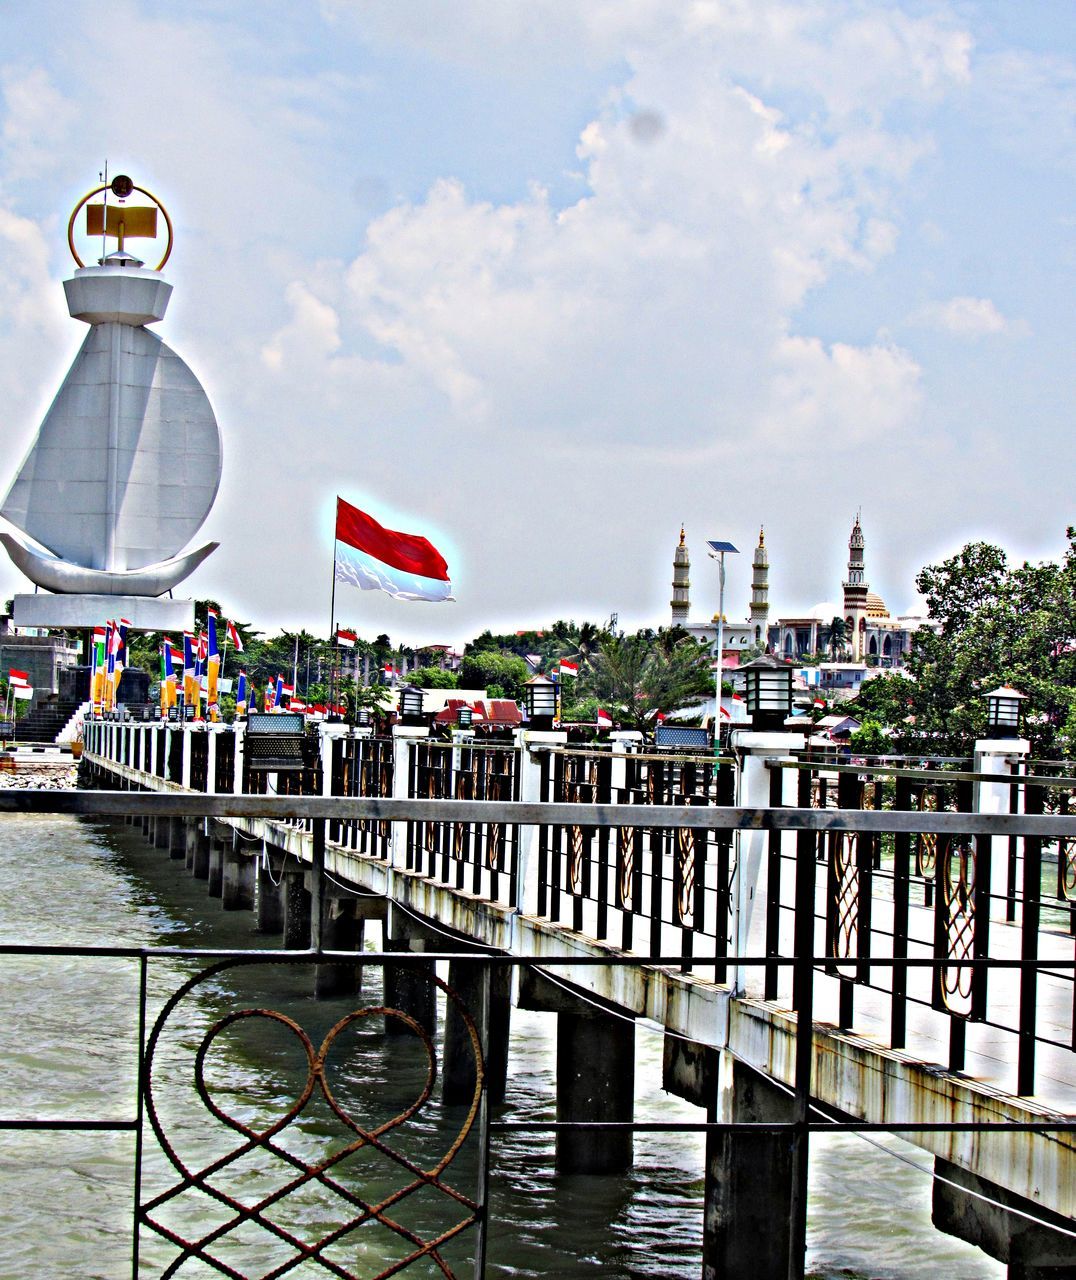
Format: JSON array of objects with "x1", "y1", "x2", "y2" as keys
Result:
[{"x1": 0, "y1": 1, "x2": 1072, "y2": 645}]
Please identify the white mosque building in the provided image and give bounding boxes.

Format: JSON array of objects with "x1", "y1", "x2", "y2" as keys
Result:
[{"x1": 670, "y1": 518, "x2": 931, "y2": 668}]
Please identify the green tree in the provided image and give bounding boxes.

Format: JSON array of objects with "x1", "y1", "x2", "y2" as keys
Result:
[
  {"x1": 579, "y1": 631, "x2": 714, "y2": 731},
  {"x1": 411, "y1": 666, "x2": 458, "y2": 689},
  {"x1": 457, "y1": 652, "x2": 530, "y2": 701}
]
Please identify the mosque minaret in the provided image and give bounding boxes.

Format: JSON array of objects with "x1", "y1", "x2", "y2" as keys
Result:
[
  {"x1": 671, "y1": 526, "x2": 691, "y2": 627},
  {"x1": 748, "y1": 527, "x2": 769, "y2": 642},
  {"x1": 843, "y1": 513, "x2": 869, "y2": 661}
]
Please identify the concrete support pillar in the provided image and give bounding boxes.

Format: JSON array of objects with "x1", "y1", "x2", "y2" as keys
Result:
[
  {"x1": 207, "y1": 838, "x2": 224, "y2": 897},
  {"x1": 191, "y1": 825, "x2": 210, "y2": 879},
  {"x1": 168, "y1": 816, "x2": 186, "y2": 860},
  {"x1": 283, "y1": 871, "x2": 311, "y2": 949},
  {"x1": 974, "y1": 737, "x2": 1031, "y2": 922},
  {"x1": 443, "y1": 959, "x2": 511, "y2": 1106},
  {"x1": 222, "y1": 841, "x2": 254, "y2": 911},
  {"x1": 315, "y1": 899, "x2": 362, "y2": 998},
  {"x1": 153, "y1": 816, "x2": 169, "y2": 850},
  {"x1": 703, "y1": 1060, "x2": 796, "y2": 1280},
  {"x1": 933, "y1": 1158, "x2": 1076, "y2": 1279},
  {"x1": 556, "y1": 1005, "x2": 635, "y2": 1173},
  {"x1": 183, "y1": 819, "x2": 199, "y2": 872},
  {"x1": 384, "y1": 938, "x2": 436, "y2": 1037},
  {"x1": 256, "y1": 861, "x2": 285, "y2": 934}
]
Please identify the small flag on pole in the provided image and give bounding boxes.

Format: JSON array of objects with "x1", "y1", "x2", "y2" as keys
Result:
[
  {"x1": 226, "y1": 619, "x2": 244, "y2": 653},
  {"x1": 334, "y1": 497, "x2": 453, "y2": 602},
  {"x1": 8, "y1": 669, "x2": 30, "y2": 688},
  {"x1": 336, "y1": 628, "x2": 357, "y2": 648},
  {"x1": 559, "y1": 660, "x2": 578, "y2": 678},
  {"x1": 596, "y1": 708, "x2": 612, "y2": 729}
]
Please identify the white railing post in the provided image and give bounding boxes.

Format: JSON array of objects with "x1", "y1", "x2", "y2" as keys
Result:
[
  {"x1": 975, "y1": 735, "x2": 1031, "y2": 921},
  {"x1": 730, "y1": 728, "x2": 805, "y2": 997}
]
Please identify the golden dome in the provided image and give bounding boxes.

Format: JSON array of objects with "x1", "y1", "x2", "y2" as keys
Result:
[{"x1": 866, "y1": 592, "x2": 889, "y2": 618}]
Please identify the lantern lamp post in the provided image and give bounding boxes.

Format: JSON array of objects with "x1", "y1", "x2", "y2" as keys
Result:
[
  {"x1": 398, "y1": 685, "x2": 426, "y2": 727},
  {"x1": 525, "y1": 675, "x2": 558, "y2": 731},
  {"x1": 743, "y1": 655, "x2": 794, "y2": 731},
  {"x1": 984, "y1": 685, "x2": 1026, "y2": 739}
]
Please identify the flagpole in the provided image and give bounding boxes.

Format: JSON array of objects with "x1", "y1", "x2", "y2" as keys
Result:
[{"x1": 329, "y1": 503, "x2": 339, "y2": 714}]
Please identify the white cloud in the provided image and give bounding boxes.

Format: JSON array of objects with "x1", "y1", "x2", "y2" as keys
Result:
[{"x1": 913, "y1": 295, "x2": 1010, "y2": 337}]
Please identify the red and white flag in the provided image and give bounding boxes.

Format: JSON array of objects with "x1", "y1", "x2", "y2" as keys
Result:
[
  {"x1": 596, "y1": 708, "x2": 613, "y2": 729},
  {"x1": 384, "y1": 664, "x2": 398, "y2": 677},
  {"x1": 226, "y1": 619, "x2": 244, "y2": 653},
  {"x1": 334, "y1": 497, "x2": 453, "y2": 603},
  {"x1": 559, "y1": 659, "x2": 578, "y2": 678},
  {"x1": 336, "y1": 628, "x2": 357, "y2": 649},
  {"x1": 7, "y1": 668, "x2": 30, "y2": 688},
  {"x1": 812, "y1": 698, "x2": 825, "y2": 709}
]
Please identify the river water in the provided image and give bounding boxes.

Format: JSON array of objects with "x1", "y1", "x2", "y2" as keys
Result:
[{"x1": 0, "y1": 812, "x2": 1003, "y2": 1279}]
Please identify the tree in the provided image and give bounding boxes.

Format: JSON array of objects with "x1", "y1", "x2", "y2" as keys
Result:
[
  {"x1": 411, "y1": 666, "x2": 458, "y2": 689},
  {"x1": 828, "y1": 616, "x2": 847, "y2": 659},
  {"x1": 858, "y1": 531, "x2": 1076, "y2": 757},
  {"x1": 579, "y1": 631, "x2": 714, "y2": 732},
  {"x1": 457, "y1": 652, "x2": 530, "y2": 701}
]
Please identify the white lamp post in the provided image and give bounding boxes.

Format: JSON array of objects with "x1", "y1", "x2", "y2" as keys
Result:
[{"x1": 707, "y1": 539, "x2": 739, "y2": 744}]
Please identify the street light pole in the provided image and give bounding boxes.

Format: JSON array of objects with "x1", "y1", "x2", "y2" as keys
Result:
[{"x1": 707, "y1": 540, "x2": 738, "y2": 745}]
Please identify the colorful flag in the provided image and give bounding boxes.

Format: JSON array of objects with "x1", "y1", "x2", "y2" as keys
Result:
[
  {"x1": 559, "y1": 660, "x2": 578, "y2": 678},
  {"x1": 236, "y1": 670, "x2": 248, "y2": 714},
  {"x1": 160, "y1": 641, "x2": 176, "y2": 714},
  {"x1": 334, "y1": 496, "x2": 453, "y2": 602},
  {"x1": 9, "y1": 682, "x2": 33, "y2": 700},
  {"x1": 596, "y1": 708, "x2": 613, "y2": 729},
  {"x1": 336, "y1": 628, "x2": 357, "y2": 648},
  {"x1": 183, "y1": 633, "x2": 199, "y2": 712},
  {"x1": 226, "y1": 619, "x2": 244, "y2": 653},
  {"x1": 90, "y1": 626, "x2": 106, "y2": 715},
  {"x1": 812, "y1": 698, "x2": 825, "y2": 709},
  {"x1": 206, "y1": 611, "x2": 220, "y2": 721},
  {"x1": 7, "y1": 668, "x2": 30, "y2": 688}
]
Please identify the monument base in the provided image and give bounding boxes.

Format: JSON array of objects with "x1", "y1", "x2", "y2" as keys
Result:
[{"x1": 12, "y1": 593, "x2": 195, "y2": 632}]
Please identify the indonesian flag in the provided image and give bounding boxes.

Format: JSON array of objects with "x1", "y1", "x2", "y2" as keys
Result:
[
  {"x1": 334, "y1": 496, "x2": 453, "y2": 603},
  {"x1": 8, "y1": 668, "x2": 30, "y2": 688},
  {"x1": 336, "y1": 628, "x2": 357, "y2": 648},
  {"x1": 290, "y1": 698, "x2": 308, "y2": 714},
  {"x1": 731, "y1": 692, "x2": 744, "y2": 704},
  {"x1": 280, "y1": 681, "x2": 295, "y2": 700},
  {"x1": 812, "y1": 698, "x2": 825, "y2": 709},
  {"x1": 226, "y1": 619, "x2": 244, "y2": 653},
  {"x1": 559, "y1": 659, "x2": 578, "y2": 678},
  {"x1": 384, "y1": 664, "x2": 398, "y2": 677},
  {"x1": 720, "y1": 705, "x2": 732, "y2": 719},
  {"x1": 596, "y1": 708, "x2": 613, "y2": 729}
]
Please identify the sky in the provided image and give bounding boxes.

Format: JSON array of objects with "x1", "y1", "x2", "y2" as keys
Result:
[{"x1": 0, "y1": 1, "x2": 1072, "y2": 646}]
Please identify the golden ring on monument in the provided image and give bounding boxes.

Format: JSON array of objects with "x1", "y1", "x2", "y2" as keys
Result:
[{"x1": 67, "y1": 181, "x2": 174, "y2": 272}]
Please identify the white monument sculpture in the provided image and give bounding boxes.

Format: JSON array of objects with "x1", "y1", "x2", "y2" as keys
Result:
[{"x1": 1, "y1": 175, "x2": 221, "y2": 631}]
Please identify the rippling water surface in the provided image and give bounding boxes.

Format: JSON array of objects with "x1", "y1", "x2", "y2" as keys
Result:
[{"x1": 0, "y1": 814, "x2": 1003, "y2": 1278}]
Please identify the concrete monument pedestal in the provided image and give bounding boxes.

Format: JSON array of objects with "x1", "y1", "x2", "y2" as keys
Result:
[{"x1": 12, "y1": 592, "x2": 194, "y2": 632}]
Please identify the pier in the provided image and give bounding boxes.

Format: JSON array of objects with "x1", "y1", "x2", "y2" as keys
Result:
[{"x1": 6, "y1": 717, "x2": 1076, "y2": 1278}]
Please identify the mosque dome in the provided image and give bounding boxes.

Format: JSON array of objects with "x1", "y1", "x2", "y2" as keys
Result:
[{"x1": 866, "y1": 592, "x2": 889, "y2": 618}]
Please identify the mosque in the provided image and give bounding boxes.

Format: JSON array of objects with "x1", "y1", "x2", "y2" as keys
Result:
[{"x1": 670, "y1": 517, "x2": 930, "y2": 668}]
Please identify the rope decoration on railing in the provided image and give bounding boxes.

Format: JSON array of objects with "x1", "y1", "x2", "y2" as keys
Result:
[
  {"x1": 916, "y1": 789, "x2": 939, "y2": 878},
  {"x1": 141, "y1": 959, "x2": 484, "y2": 1279},
  {"x1": 675, "y1": 823, "x2": 697, "y2": 927},
  {"x1": 831, "y1": 831, "x2": 860, "y2": 971},
  {"x1": 937, "y1": 836, "x2": 977, "y2": 1018}
]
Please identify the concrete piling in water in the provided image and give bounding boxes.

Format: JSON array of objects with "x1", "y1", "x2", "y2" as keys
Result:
[
  {"x1": 315, "y1": 898, "x2": 362, "y2": 998},
  {"x1": 383, "y1": 936, "x2": 436, "y2": 1037},
  {"x1": 282, "y1": 870, "x2": 311, "y2": 949},
  {"x1": 443, "y1": 958, "x2": 511, "y2": 1106},
  {"x1": 256, "y1": 858, "x2": 285, "y2": 934},
  {"x1": 221, "y1": 838, "x2": 254, "y2": 911}
]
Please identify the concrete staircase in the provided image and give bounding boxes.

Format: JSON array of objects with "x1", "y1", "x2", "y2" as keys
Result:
[{"x1": 14, "y1": 695, "x2": 83, "y2": 744}]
